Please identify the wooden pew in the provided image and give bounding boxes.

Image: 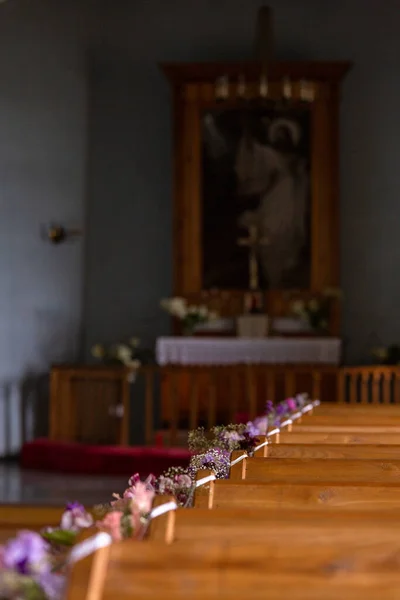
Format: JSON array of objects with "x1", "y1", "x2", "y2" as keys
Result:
[
  {"x1": 291, "y1": 424, "x2": 400, "y2": 433},
  {"x1": 229, "y1": 455, "x2": 400, "y2": 483},
  {"x1": 193, "y1": 472, "x2": 400, "y2": 511},
  {"x1": 148, "y1": 506, "x2": 400, "y2": 561},
  {"x1": 255, "y1": 443, "x2": 400, "y2": 459},
  {"x1": 316, "y1": 404, "x2": 400, "y2": 416},
  {"x1": 302, "y1": 415, "x2": 400, "y2": 427},
  {"x1": 0, "y1": 505, "x2": 63, "y2": 542},
  {"x1": 65, "y1": 536, "x2": 400, "y2": 600},
  {"x1": 277, "y1": 430, "x2": 400, "y2": 444}
]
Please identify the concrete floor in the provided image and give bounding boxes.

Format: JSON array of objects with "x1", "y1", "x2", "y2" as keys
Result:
[{"x1": 0, "y1": 460, "x2": 129, "y2": 506}]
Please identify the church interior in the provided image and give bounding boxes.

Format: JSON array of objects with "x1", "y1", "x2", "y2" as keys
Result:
[{"x1": 1, "y1": 0, "x2": 400, "y2": 597}]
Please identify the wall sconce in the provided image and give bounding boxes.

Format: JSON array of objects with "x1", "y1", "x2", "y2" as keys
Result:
[{"x1": 44, "y1": 224, "x2": 83, "y2": 245}]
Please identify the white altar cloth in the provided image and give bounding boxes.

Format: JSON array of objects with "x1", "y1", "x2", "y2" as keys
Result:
[{"x1": 156, "y1": 337, "x2": 341, "y2": 366}]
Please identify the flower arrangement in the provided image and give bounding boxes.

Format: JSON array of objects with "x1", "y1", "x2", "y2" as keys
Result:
[
  {"x1": 91, "y1": 337, "x2": 154, "y2": 369},
  {"x1": 160, "y1": 297, "x2": 219, "y2": 335},
  {"x1": 0, "y1": 394, "x2": 312, "y2": 598},
  {"x1": 290, "y1": 288, "x2": 341, "y2": 333},
  {"x1": 0, "y1": 478, "x2": 155, "y2": 599}
]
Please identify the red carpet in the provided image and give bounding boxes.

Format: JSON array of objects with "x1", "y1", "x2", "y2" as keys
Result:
[{"x1": 21, "y1": 438, "x2": 191, "y2": 477}]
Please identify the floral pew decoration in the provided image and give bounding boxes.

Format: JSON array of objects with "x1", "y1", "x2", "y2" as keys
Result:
[
  {"x1": 0, "y1": 394, "x2": 315, "y2": 599},
  {"x1": 0, "y1": 478, "x2": 155, "y2": 600},
  {"x1": 153, "y1": 393, "x2": 312, "y2": 507}
]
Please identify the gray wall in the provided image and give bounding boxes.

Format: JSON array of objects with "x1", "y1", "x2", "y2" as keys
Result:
[
  {"x1": 0, "y1": 0, "x2": 87, "y2": 455},
  {"x1": 1, "y1": 0, "x2": 399, "y2": 453},
  {"x1": 85, "y1": 0, "x2": 400, "y2": 363}
]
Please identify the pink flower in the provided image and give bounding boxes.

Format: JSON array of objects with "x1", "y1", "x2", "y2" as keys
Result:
[
  {"x1": 97, "y1": 512, "x2": 122, "y2": 541},
  {"x1": 112, "y1": 474, "x2": 155, "y2": 514},
  {"x1": 286, "y1": 398, "x2": 297, "y2": 412}
]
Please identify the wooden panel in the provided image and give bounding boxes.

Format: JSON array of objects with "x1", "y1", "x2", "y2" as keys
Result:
[
  {"x1": 196, "y1": 479, "x2": 400, "y2": 512},
  {"x1": 49, "y1": 366, "x2": 130, "y2": 444},
  {"x1": 67, "y1": 537, "x2": 400, "y2": 600},
  {"x1": 278, "y1": 431, "x2": 400, "y2": 444},
  {"x1": 261, "y1": 443, "x2": 400, "y2": 460},
  {"x1": 0, "y1": 505, "x2": 63, "y2": 543},
  {"x1": 237, "y1": 457, "x2": 400, "y2": 483}
]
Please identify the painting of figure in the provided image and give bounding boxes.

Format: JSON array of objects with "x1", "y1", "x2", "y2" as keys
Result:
[{"x1": 201, "y1": 105, "x2": 311, "y2": 290}]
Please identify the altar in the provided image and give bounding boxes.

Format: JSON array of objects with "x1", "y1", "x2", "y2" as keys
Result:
[
  {"x1": 157, "y1": 337, "x2": 341, "y2": 431},
  {"x1": 156, "y1": 337, "x2": 342, "y2": 366}
]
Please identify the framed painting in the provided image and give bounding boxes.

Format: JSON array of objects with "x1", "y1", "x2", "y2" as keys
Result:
[{"x1": 161, "y1": 61, "x2": 351, "y2": 334}]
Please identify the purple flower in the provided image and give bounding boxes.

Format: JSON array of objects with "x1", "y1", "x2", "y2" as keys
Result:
[
  {"x1": 38, "y1": 572, "x2": 65, "y2": 599},
  {"x1": 275, "y1": 403, "x2": 287, "y2": 417},
  {"x1": 3, "y1": 531, "x2": 50, "y2": 576},
  {"x1": 274, "y1": 417, "x2": 281, "y2": 428},
  {"x1": 189, "y1": 448, "x2": 230, "y2": 480},
  {"x1": 265, "y1": 400, "x2": 274, "y2": 414},
  {"x1": 286, "y1": 398, "x2": 297, "y2": 412},
  {"x1": 245, "y1": 421, "x2": 260, "y2": 437},
  {"x1": 60, "y1": 502, "x2": 93, "y2": 532}
]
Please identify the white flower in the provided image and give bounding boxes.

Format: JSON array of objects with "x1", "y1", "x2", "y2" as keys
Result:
[
  {"x1": 308, "y1": 299, "x2": 319, "y2": 312},
  {"x1": 116, "y1": 344, "x2": 132, "y2": 363},
  {"x1": 161, "y1": 297, "x2": 188, "y2": 319},
  {"x1": 291, "y1": 300, "x2": 305, "y2": 316},
  {"x1": 91, "y1": 344, "x2": 105, "y2": 359}
]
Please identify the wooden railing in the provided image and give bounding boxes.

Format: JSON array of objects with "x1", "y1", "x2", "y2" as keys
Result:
[
  {"x1": 338, "y1": 366, "x2": 400, "y2": 404},
  {"x1": 49, "y1": 364, "x2": 400, "y2": 447}
]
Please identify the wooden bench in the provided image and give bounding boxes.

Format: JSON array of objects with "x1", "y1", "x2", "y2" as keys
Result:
[
  {"x1": 229, "y1": 455, "x2": 400, "y2": 483},
  {"x1": 303, "y1": 415, "x2": 400, "y2": 427},
  {"x1": 193, "y1": 471, "x2": 400, "y2": 510},
  {"x1": 66, "y1": 402, "x2": 400, "y2": 598},
  {"x1": 0, "y1": 505, "x2": 63, "y2": 542},
  {"x1": 277, "y1": 430, "x2": 400, "y2": 444},
  {"x1": 255, "y1": 443, "x2": 400, "y2": 459},
  {"x1": 65, "y1": 536, "x2": 400, "y2": 600}
]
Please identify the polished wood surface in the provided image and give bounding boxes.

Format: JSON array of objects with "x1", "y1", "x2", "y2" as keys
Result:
[
  {"x1": 258, "y1": 443, "x2": 400, "y2": 459},
  {"x1": 0, "y1": 505, "x2": 63, "y2": 542},
  {"x1": 231, "y1": 456, "x2": 400, "y2": 483},
  {"x1": 66, "y1": 401, "x2": 400, "y2": 599}
]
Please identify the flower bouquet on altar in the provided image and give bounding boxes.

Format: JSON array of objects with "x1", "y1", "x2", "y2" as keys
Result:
[
  {"x1": 289, "y1": 288, "x2": 341, "y2": 334},
  {"x1": 160, "y1": 297, "x2": 219, "y2": 336},
  {"x1": 91, "y1": 337, "x2": 154, "y2": 378}
]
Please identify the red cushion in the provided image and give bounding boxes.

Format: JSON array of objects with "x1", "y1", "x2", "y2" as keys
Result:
[{"x1": 21, "y1": 438, "x2": 191, "y2": 477}]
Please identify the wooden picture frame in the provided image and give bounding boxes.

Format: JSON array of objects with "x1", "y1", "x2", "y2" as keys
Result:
[{"x1": 161, "y1": 61, "x2": 351, "y2": 335}]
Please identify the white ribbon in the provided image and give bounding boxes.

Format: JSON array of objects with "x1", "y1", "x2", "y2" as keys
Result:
[
  {"x1": 68, "y1": 532, "x2": 112, "y2": 565},
  {"x1": 195, "y1": 474, "x2": 216, "y2": 487},
  {"x1": 254, "y1": 439, "x2": 269, "y2": 452},
  {"x1": 230, "y1": 453, "x2": 248, "y2": 467},
  {"x1": 280, "y1": 419, "x2": 293, "y2": 428},
  {"x1": 266, "y1": 427, "x2": 280, "y2": 437},
  {"x1": 150, "y1": 501, "x2": 177, "y2": 520},
  {"x1": 291, "y1": 411, "x2": 302, "y2": 421},
  {"x1": 301, "y1": 404, "x2": 314, "y2": 414}
]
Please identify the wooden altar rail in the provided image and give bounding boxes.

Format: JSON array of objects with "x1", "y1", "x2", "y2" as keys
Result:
[{"x1": 49, "y1": 364, "x2": 400, "y2": 446}]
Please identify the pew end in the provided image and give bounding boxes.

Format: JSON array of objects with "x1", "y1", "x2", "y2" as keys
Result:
[{"x1": 193, "y1": 469, "x2": 215, "y2": 508}]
